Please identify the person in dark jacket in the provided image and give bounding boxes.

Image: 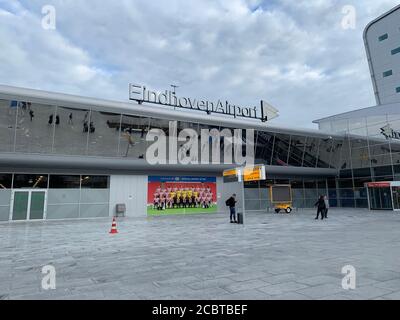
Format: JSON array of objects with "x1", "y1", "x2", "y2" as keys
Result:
[
  {"x1": 226, "y1": 194, "x2": 237, "y2": 223},
  {"x1": 314, "y1": 195, "x2": 326, "y2": 220}
]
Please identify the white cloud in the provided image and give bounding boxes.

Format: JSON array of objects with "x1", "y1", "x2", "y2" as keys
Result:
[{"x1": 0, "y1": 0, "x2": 399, "y2": 128}]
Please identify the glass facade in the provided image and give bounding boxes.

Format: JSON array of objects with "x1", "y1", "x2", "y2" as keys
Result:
[
  {"x1": 243, "y1": 178, "x2": 349, "y2": 211},
  {"x1": 0, "y1": 98, "x2": 343, "y2": 168},
  {"x1": 0, "y1": 173, "x2": 110, "y2": 221},
  {"x1": 251, "y1": 113, "x2": 400, "y2": 209},
  {"x1": 2, "y1": 97, "x2": 400, "y2": 211},
  {"x1": 313, "y1": 112, "x2": 400, "y2": 208}
]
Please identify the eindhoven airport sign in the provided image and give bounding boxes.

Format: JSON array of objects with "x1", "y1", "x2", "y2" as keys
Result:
[{"x1": 129, "y1": 83, "x2": 279, "y2": 122}]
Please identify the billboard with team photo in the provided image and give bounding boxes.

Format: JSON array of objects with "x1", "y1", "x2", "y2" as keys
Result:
[{"x1": 147, "y1": 176, "x2": 217, "y2": 215}]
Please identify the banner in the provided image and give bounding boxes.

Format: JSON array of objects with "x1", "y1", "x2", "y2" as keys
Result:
[
  {"x1": 147, "y1": 176, "x2": 217, "y2": 215},
  {"x1": 243, "y1": 165, "x2": 266, "y2": 182}
]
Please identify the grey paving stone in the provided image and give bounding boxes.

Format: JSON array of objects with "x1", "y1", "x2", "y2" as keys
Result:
[
  {"x1": 264, "y1": 292, "x2": 311, "y2": 300},
  {"x1": 296, "y1": 283, "x2": 346, "y2": 299},
  {"x1": 227, "y1": 271, "x2": 271, "y2": 282},
  {"x1": 154, "y1": 275, "x2": 201, "y2": 287},
  {"x1": 348, "y1": 285, "x2": 393, "y2": 299},
  {"x1": 356, "y1": 277, "x2": 380, "y2": 288},
  {"x1": 363, "y1": 270, "x2": 400, "y2": 282},
  {"x1": 258, "y1": 282, "x2": 309, "y2": 296},
  {"x1": 0, "y1": 294, "x2": 10, "y2": 300},
  {"x1": 297, "y1": 275, "x2": 342, "y2": 286},
  {"x1": 186, "y1": 277, "x2": 236, "y2": 290},
  {"x1": 187, "y1": 269, "x2": 237, "y2": 281},
  {"x1": 215, "y1": 289, "x2": 272, "y2": 300},
  {"x1": 160, "y1": 287, "x2": 229, "y2": 300},
  {"x1": 9, "y1": 289, "x2": 73, "y2": 300},
  {"x1": 318, "y1": 293, "x2": 363, "y2": 300},
  {"x1": 2, "y1": 209, "x2": 400, "y2": 299},
  {"x1": 375, "y1": 279, "x2": 400, "y2": 291},
  {"x1": 224, "y1": 279, "x2": 269, "y2": 293},
  {"x1": 260, "y1": 273, "x2": 299, "y2": 285},
  {"x1": 380, "y1": 291, "x2": 400, "y2": 300}
]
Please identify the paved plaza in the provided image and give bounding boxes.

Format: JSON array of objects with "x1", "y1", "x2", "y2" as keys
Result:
[{"x1": 1, "y1": 209, "x2": 400, "y2": 300}]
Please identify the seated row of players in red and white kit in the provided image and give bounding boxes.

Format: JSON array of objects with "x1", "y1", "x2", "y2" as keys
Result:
[{"x1": 153, "y1": 185, "x2": 214, "y2": 210}]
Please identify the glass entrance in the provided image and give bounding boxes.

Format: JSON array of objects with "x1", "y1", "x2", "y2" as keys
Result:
[
  {"x1": 29, "y1": 192, "x2": 46, "y2": 220},
  {"x1": 11, "y1": 190, "x2": 47, "y2": 220},
  {"x1": 392, "y1": 187, "x2": 400, "y2": 211},
  {"x1": 368, "y1": 187, "x2": 393, "y2": 210},
  {"x1": 12, "y1": 191, "x2": 29, "y2": 220}
]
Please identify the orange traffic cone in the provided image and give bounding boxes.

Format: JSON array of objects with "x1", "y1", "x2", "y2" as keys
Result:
[{"x1": 109, "y1": 217, "x2": 118, "y2": 234}]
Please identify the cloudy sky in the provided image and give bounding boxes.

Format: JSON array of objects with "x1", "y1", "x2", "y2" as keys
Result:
[{"x1": 0, "y1": 0, "x2": 399, "y2": 128}]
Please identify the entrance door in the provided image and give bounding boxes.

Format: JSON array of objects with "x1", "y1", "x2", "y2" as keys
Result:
[
  {"x1": 368, "y1": 187, "x2": 393, "y2": 210},
  {"x1": 11, "y1": 190, "x2": 47, "y2": 221},
  {"x1": 392, "y1": 186, "x2": 400, "y2": 211}
]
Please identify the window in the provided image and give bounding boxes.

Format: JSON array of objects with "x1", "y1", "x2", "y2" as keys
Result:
[
  {"x1": 13, "y1": 174, "x2": 48, "y2": 189},
  {"x1": 396, "y1": 87, "x2": 400, "y2": 93},
  {"x1": 0, "y1": 174, "x2": 12, "y2": 189},
  {"x1": 392, "y1": 47, "x2": 400, "y2": 55},
  {"x1": 119, "y1": 114, "x2": 150, "y2": 158},
  {"x1": 53, "y1": 106, "x2": 90, "y2": 156},
  {"x1": 80, "y1": 175, "x2": 109, "y2": 189},
  {"x1": 49, "y1": 175, "x2": 81, "y2": 188},
  {"x1": 271, "y1": 134, "x2": 290, "y2": 166},
  {"x1": 0, "y1": 100, "x2": 16, "y2": 152},
  {"x1": 14, "y1": 103, "x2": 56, "y2": 154},
  {"x1": 383, "y1": 70, "x2": 393, "y2": 77},
  {"x1": 378, "y1": 34, "x2": 388, "y2": 41},
  {"x1": 87, "y1": 110, "x2": 121, "y2": 157}
]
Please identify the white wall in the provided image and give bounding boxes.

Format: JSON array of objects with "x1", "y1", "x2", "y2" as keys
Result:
[
  {"x1": 109, "y1": 175, "x2": 148, "y2": 217},
  {"x1": 218, "y1": 178, "x2": 244, "y2": 214},
  {"x1": 366, "y1": 7, "x2": 400, "y2": 105},
  {"x1": 216, "y1": 176, "x2": 227, "y2": 213}
]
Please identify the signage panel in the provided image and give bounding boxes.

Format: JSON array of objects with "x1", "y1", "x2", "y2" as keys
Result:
[
  {"x1": 366, "y1": 182, "x2": 391, "y2": 188},
  {"x1": 243, "y1": 165, "x2": 266, "y2": 182},
  {"x1": 129, "y1": 83, "x2": 279, "y2": 122},
  {"x1": 223, "y1": 165, "x2": 266, "y2": 183},
  {"x1": 223, "y1": 168, "x2": 240, "y2": 183}
]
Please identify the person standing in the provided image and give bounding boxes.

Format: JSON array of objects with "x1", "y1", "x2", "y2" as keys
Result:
[
  {"x1": 69, "y1": 113, "x2": 73, "y2": 125},
  {"x1": 314, "y1": 195, "x2": 326, "y2": 220},
  {"x1": 29, "y1": 109, "x2": 34, "y2": 122},
  {"x1": 324, "y1": 195, "x2": 330, "y2": 219},
  {"x1": 226, "y1": 194, "x2": 237, "y2": 223},
  {"x1": 20, "y1": 102, "x2": 27, "y2": 116}
]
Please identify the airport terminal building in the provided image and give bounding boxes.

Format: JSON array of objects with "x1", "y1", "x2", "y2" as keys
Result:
[
  {"x1": 1, "y1": 81, "x2": 400, "y2": 223},
  {"x1": 1, "y1": 4, "x2": 400, "y2": 222}
]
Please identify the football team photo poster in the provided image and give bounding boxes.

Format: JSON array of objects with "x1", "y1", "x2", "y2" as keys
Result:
[{"x1": 147, "y1": 176, "x2": 217, "y2": 215}]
